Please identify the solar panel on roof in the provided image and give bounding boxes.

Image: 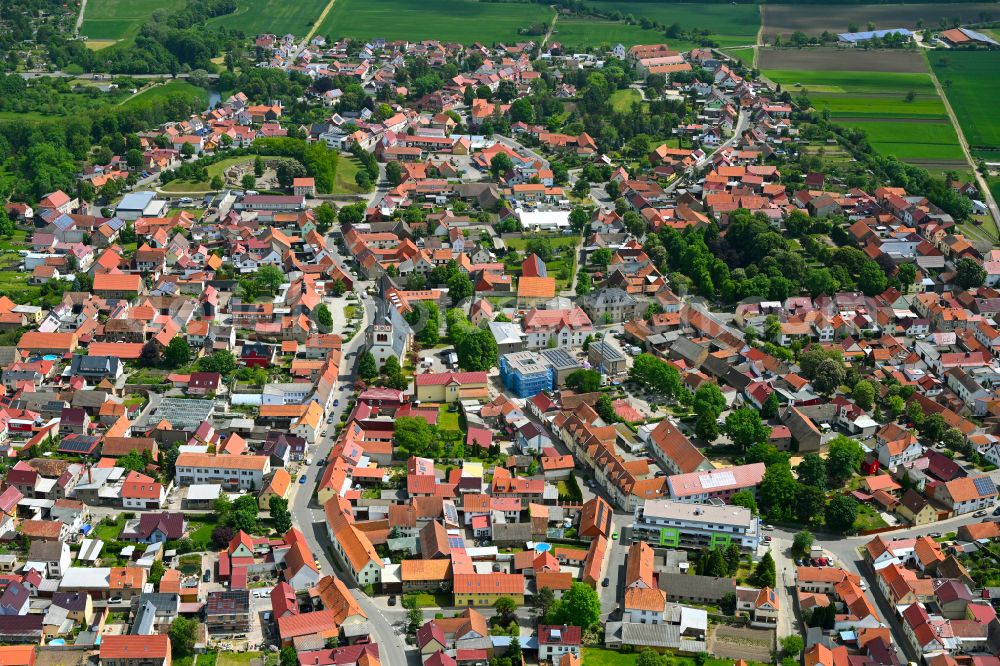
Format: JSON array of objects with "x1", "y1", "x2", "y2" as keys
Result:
[
  {"x1": 59, "y1": 437, "x2": 98, "y2": 453},
  {"x1": 973, "y1": 476, "x2": 995, "y2": 496},
  {"x1": 699, "y1": 470, "x2": 735, "y2": 489}
]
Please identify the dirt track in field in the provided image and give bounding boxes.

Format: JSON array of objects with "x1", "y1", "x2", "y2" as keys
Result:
[
  {"x1": 762, "y1": 2, "x2": 1000, "y2": 39},
  {"x1": 757, "y1": 47, "x2": 928, "y2": 72}
]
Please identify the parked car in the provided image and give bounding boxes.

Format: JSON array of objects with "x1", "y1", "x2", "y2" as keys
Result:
[
  {"x1": 203, "y1": 570, "x2": 211, "y2": 582},
  {"x1": 299, "y1": 475, "x2": 307, "y2": 484},
  {"x1": 762, "y1": 524, "x2": 775, "y2": 531},
  {"x1": 388, "y1": 595, "x2": 397, "y2": 606},
  {"x1": 928, "y1": 532, "x2": 942, "y2": 538},
  {"x1": 601, "y1": 578, "x2": 610, "y2": 588},
  {"x1": 993, "y1": 506, "x2": 1000, "y2": 516},
  {"x1": 810, "y1": 558, "x2": 821, "y2": 566},
  {"x1": 333, "y1": 399, "x2": 340, "y2": 407},
  {"x1": 973, "y1": 510, "x2": 988, "y2": 517}
]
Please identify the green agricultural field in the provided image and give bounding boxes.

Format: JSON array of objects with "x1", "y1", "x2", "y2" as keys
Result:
[
  {"x1": 583, "y1": 1, "x2": 760, "y2": 48},
  {"x1": 799, "y1": 95, "x2": 948, "y2": 120},
  {"x1": 552, "y1": 17, "x2": 660, "y2": 50},
  {"x1": 316, "y1": 0, "x2": 553, "y2": 44},
  {"x1": 723, "y1": 47, "x2": 755, "y2": 67},
  {"x1": 929, "y1": 51, "x2": 1000, "y2": 153},
  {"x1": 765, "y1": 67, "x2": 962, "y2": 167},
  {"x1": 207, "y1": 0, "x2": 330, "y2": 38},
  {"x1": 121, "y1": 81, "x2": 209, "y2": 110},
  {"x1": 82, "y1": 0, "x2": 187, "y2": 41},
  {"x1": 766, "y1": 69, "x2": 937, "y2": 95}
]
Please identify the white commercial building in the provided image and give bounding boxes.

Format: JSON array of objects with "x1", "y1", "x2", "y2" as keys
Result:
[{"x1": 632, "y1": 499, "x2": 760, "y2": 551}]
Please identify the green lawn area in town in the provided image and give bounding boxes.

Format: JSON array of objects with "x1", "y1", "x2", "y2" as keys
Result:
[
  {"x1": 206, "y1": 0, "x2": 330, "y2": 37},
  {"x1": 854, "y1": 503, "x2": 889, "y2": 532},
  {"x1": 217, "y1": 652, "x2": 262, "y2": 666},
  {"x1": 331, "y1": 155, "x2": 363, "y2": 195},
  {"x1": 121, "y1": 81, "x2": 209, "y2": 110},
  {"x1": 583, "y1": 648, "x2": 767, "y2": 666},
  {"x1": 188, "y1": 517, "x2": 217, "y2": 551},
  {"x1": 402, "y1": 591, "x2": 451, "y2": 609},
  {"x1": 505, "y1": 234, "x2": 581, "y2": 252},
  {"x1": 317, "y1": 0, "x2": 553, "y2": 44},
  {"x1": 94, "y1": 515, "x2": 125, "y2": 541},
  {"x1": 161, "y1": 154, "x2": 282, "y2": 193},
  {"x1": 82, "y1": 0, "x2": 187, "y2": 41},
  {"x1": 0, "y1": 270, "x2": 41, "y2": 305},
  {"x1": 437, "y1": 404, "x2": 461, "y2": 432},
  {"x1": 610, "y1": 88, "x2": 642, "y2": 113},
  {"x1": 929, "y1": 50, "x2": 1000, "y2": 157}
]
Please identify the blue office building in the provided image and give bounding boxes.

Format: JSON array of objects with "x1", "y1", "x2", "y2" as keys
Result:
[{"x1": 499, "y1": 351, "x2": 554, "y2": 398}]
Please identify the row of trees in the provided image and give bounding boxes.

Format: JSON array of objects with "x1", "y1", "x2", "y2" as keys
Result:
[{"x1": 741, "y1": 434, "x2": 863, "y2": 532}]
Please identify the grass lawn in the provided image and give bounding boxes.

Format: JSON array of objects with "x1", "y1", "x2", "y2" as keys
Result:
[
  {"x1": 929, "y1": 50, "x2": 1000, "y2": 152},
  {"x1": 505, "y1": 234, "x2": 581, "y2": 252},
  {"x1": 188, "y1": 517, "x2": 217, "y2": 550},
  {"x1": 854, "y1": 503, "x2": 889, "y2": 532},
  {"x1": 437, "y1": 404, "x2": 461, "y2": 432},
  {"x1": 162, "y1": 154, "x2": 281, "y2": 193},
  {"x1": 583, "y1": 648, "x2": 767, "y2": 666},
  {"x1": 207, "y1": 0, "x2": 330, "y2": 38},
  {"x1": 317, "y1": 0, "x2": 553, "y2": 44},
  {"x1": 610, "y1": 88, "x2": 642, "y2": 113},
  {"x1": 82, "y1": 0, "x2": 187, "y2": 41},
  {"x1": 332, "y1": 155, "x2": 364, "y2": 195},
  {"x1": 217, "y1": 652, "x2": 262, "y2": 666},
  {"x1": 94, "y1": 515, "x2": 125, "y2": 541},
  {"x1": 403, "y1": 591, "x2": 451, "y2": 608},
  {"x1": 122, "y1": 81, "x2": 209, "y2": 110},
  {"x1": 0, "y1": 269, "x2": 41, "y2": 304}
]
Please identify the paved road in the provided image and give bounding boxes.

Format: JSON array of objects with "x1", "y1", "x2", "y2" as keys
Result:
[
  {"x1": 287, "y1": 290, "x2": 420, "y2": 666},
  {"x1": 767, "y1": 509, "x2": 999, "y2": 663}
]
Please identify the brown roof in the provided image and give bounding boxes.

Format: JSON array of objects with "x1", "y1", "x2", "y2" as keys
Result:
[
  {"x1": 314, "y1": 575, "x2": 366, "y2": 625},
  {"x1": 453, "y1": 574, "x2": 524, "y2": 595},
  {"x1": 625, "y1": 541, "x2": 654, "y2": 588},
  {"x1": 100, "y1": 635, "x2": 169, "y2": 661},
  {"x1": 93, "y1": 273, "x2": 141, "y2": 292},
  {"x1": 400, "y1": 559, "x2": 452, "y2": 582},
  {"x1": 624, "y1": 586, "x2": 666, "y2": 612},
  {"x1": 648, "y1": 420, "x2": 707, "y2": 473}
]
